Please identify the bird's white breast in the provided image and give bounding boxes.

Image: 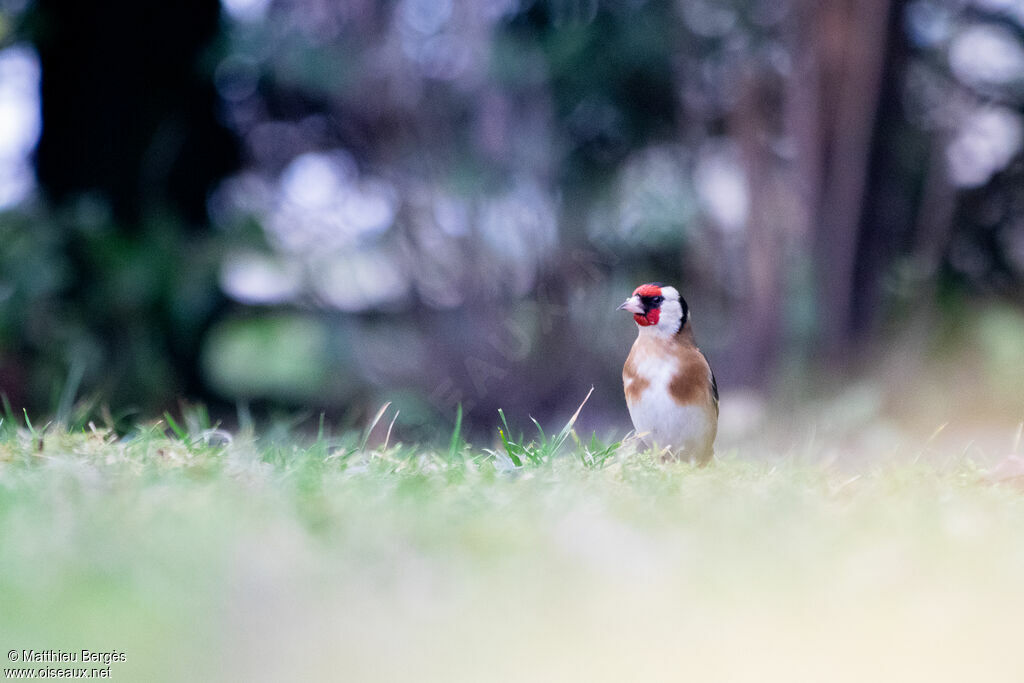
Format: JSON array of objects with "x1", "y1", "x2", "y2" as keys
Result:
[{"x1": 624, "y1": 347, "x2": 715, "y2": 456}]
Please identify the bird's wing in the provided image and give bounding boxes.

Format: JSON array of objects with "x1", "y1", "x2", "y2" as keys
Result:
[{"x1": 701, "y1": 351, "x2": 719, "y2": 418}]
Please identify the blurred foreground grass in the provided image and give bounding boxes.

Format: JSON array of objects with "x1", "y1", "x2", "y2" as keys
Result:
[{"x1": 2, "y1": 415, "x2": 1024, "y2": 683}]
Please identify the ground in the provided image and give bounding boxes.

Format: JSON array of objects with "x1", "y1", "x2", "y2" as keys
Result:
[{"x1": 1, "y1": 412, "x2": 1024, "y2": 682}]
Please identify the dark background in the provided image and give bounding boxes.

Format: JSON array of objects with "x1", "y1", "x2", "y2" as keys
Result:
[{"x1": 0, "y1": 0, "x2": 1022, "y2": 438}]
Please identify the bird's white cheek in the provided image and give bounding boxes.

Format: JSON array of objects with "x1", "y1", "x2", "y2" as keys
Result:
[{"x1": 655, "y1": 301, "x2": 683, "y2": 334}]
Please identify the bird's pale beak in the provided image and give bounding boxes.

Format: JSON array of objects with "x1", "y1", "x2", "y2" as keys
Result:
[{"x1": 617, "y1": 296, "x2": 645, "y2": 314}]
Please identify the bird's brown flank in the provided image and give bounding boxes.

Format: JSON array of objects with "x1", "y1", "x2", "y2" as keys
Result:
[{"x1": 623, "y1": 362, "x2": 649, "y2": 404}]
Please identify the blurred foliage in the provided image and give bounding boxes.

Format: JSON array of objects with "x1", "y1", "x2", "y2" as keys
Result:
[
  {"x1": 975, "y1": 304, "x2": 1024, "y2": 404},
  {"x1": 0, "y1": 206, "x2": 226, "y2": 415},
  {"x1": 504, "y1": 0, "x2": 680, "y2": 187}
]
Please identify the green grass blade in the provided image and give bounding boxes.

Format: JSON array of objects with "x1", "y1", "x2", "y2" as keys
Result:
[
  {"x1": 530, "y1": 417, "x2": 547, "y2": 445},
  {"x1": 1, "y1": 393, "x2": 14, "y2": 424},
  {"x1": 497, "y1": 410, "x2": 522, "y2": 467},
  {"x1": 360, "y1": 402, "x2": 392, "y2": 451},
  {"x1": 163, "y1": 411, "x2": 188, "y2": 441},
  {"x1": 448, "y1": 403, "x2": 464, "y2": 462},
  {"x1": 547, "y1": 386, "x2": 594, "y2": 459},
  {"x1": 55, "y1": 357, "x2": 85, "y2": 426}
]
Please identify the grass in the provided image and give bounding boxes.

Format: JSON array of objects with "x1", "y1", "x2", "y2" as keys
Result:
[{"x1": 2, "y1": 408, "x2": 1024, "y2": 682}]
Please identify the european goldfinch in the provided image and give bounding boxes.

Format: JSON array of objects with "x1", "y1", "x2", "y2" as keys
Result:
[{"x1": 618, "y1": 283, "x2": 718, "y2": 464}]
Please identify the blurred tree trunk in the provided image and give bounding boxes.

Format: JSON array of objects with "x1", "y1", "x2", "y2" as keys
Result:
[
  {"x1": 802, "y1": 0, "x2": 896, "y2": 353},
  {"x1": 30, "y1": 0, "x2": 239, "y2": 412},
  {"x1": 727, "y1": 70, "x2": 791, "y2": 384},
  {"x1": 32, "y1": 0, "x2": 236, "y2": 226},
  {"x1": 728, "y1": 0, "x2": 922, "y2": 384}
]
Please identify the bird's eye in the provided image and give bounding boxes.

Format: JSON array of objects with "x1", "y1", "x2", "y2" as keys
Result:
[{"x1": 652, "y1": 296, "x2": 663, "y2": 305}]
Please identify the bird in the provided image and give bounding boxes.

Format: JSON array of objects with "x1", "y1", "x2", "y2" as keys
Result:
[{"x1": 618, "y1": 283, "x2": 718, "y2": 464}]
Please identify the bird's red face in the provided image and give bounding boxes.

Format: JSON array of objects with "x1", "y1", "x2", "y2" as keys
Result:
[{"x1": 618, "y1": 284, "x2": 664, "y2": 327}]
